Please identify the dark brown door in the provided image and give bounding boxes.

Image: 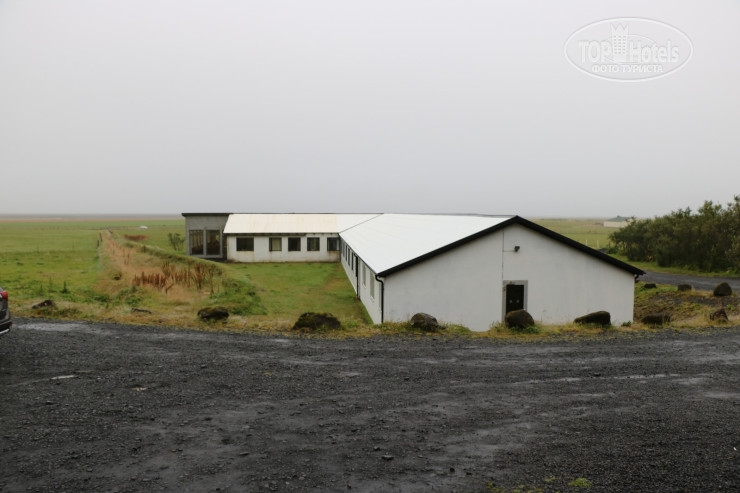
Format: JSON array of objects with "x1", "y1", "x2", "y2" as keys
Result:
[{"x1": 505, "y1": 284, "x2": 525, "y2": 313}]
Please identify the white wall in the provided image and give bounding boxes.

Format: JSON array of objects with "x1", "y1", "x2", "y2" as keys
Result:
[
  {"x1": 226, "y1": 234, "x2": 340, "y2": 263},
  {"x1": 380, "y1": 226, "x2": 635, "y2": 331},
  {"x1": 383, "y1": 233, "x2": 505, "y2": 331},
  {"x1": 340, "y1": 242, "x2": 383, "y2": 323},
  {"x1": 500, "y1": 224, "x2": 635, "y2": 325}
]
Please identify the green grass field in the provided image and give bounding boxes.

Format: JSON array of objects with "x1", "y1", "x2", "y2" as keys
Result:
[
  {"x1": 531, "y1": 218, "x2": 615, "y2": 249},
  {"x1": 3, "y1": 215, "x2": 725, "y2": 334},
  {"x1": 0, "y1": 219, "x2": 185, "y2": 304},
  {"x1": 229, "y1": 263, "x2": 370, "y2": 324}
]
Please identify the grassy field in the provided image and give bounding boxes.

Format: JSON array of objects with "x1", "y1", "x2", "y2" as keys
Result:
[
  {"x1": 229, "y1": 263, "x2": 370, "y2": 327},
  {"x1": 2, "y1": 215, "x2": 733, "y2": 336},
  {"x1": 0, "y1": 217, "x2": 371, "y2": 331},
  {"x1": 0, "y1": 218, "x2": 185, "y2": 304},
  {"x1": 531, "y1": 218, "x2": 615, "y2": 249}
]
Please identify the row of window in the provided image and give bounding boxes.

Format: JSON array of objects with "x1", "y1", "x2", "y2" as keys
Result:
[
  {"x1": 235, "y1": 236, "x2": 340, "y2": 253},
  {"x1": 342, "y1": 241, "x2": 376, "y2": 300}
]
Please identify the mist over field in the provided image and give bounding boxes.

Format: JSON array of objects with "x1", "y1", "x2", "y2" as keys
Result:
[{"x1": 1, "y1": 1, "x2": 738, "y2": 217}]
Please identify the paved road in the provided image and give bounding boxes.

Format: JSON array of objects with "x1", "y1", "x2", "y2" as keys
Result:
[
  {"x1": 2, "y1": 320, "x2": 739, "y2": 492},
  {"x1": 639, "y1": 270, "x2": 740, "y2": 292}
]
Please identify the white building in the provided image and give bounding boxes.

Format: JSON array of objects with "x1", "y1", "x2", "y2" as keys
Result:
[
  {"x1": 183, "y1": 213, "x2": 643, "y2": 331},
  {"x1": 223, "y1": 214, "x2": 377, "y2": 263}
]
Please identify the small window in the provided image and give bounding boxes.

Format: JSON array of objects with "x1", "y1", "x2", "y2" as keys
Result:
[
  {"x1": 269, "y1": 237, "x2": 282, "y2": 252},
  {"x1": 288, "y1": 237, "x2": 301, "y2": 252},
  {"x1": 236, "y1": 237, "x2": 254, "y2": 252},
  {"x1": 327, "y1": 237, "x2": 339, "y2": 251},
  {"x1": 307, "y1": 237, "x2": 320, "y2": 251},
  {"x1": 189, "y1": 230, "x2": 204, "y2": 255},
  {"x1": 370, "y1": 277, "x2": 375, "y2": 299},
  {"x1": 362, "y1": 264, "x2": 367, "y2": 286}
]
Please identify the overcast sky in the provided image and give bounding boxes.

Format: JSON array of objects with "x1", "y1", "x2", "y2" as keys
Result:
[{"x1": 1, "y1": 1, "x2": 738, "y2": 218}]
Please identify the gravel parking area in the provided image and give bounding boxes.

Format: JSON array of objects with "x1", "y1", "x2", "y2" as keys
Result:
[{"x1": 1, "y1": 320, "x2": 739, "y2": 492}]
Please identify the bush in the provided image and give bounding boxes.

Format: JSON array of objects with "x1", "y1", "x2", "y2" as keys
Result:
[{"x1": 610, "y1": 197, "x2": 740, "y2": 272}]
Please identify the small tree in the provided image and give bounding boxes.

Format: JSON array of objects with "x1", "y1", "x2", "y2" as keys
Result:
[{"x1": 168, "y1": 232, "x2": 185, "y2": 251}]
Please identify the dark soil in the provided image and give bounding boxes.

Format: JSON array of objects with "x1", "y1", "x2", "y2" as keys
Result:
[{"x1": 1, "y1": 319, "x2": 739, "y2": 492}]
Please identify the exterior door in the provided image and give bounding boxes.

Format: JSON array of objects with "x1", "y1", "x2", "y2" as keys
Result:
[{"x1": 505, "y1": 284, "x2": 525, "y2": 314}]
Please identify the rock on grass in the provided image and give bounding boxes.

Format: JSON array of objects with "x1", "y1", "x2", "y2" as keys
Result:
[{"x1": 292, "y1": 312, "x2": 342, "y2": 332}]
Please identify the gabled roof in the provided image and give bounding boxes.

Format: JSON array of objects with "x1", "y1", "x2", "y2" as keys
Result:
[
  {"x1": 223, "y1": 213, "x2": 379, "y2": 234},
  {"x1": 339, "y1": 214, "x2": 512, "y2": 275},
  {"x1": 340, "y1": 214, "x2": 644, "y2": 277}
]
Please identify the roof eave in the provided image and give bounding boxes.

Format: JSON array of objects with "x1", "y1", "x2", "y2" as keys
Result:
[{"x1": 373, "y1": 216, "x2": 644, "y2": 277}]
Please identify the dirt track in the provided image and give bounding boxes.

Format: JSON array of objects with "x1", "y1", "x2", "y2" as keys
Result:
[{"x1": 1, "y1": 320, "x2": 739, "y2": 492}]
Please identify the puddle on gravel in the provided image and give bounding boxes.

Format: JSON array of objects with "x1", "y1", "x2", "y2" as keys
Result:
[
  {"x1": 270, "y1": 338, "x2": 293, "y2": 344},
  {"x1": 22, "y1": 322, "x2": 89, "y2": 332},
  {"x1": 20, "y1": 322, "x2": 115, "y2": 337},
  {"x1": 704, "y1": 391, "x2": 740, "y2": 401}
]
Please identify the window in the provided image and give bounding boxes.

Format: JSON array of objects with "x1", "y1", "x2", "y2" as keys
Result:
[
  {"x1": 236, "y1": 237, "x2": 254, "y2": 252},
  {"x1": 189, "y1": 230, "x2": 204, "y2": 255},
  {"x1": 307, "y1": 237, "x2": 320, "y2": 252},
  {"x1": 269, "y1": 237, "x2": 282, "y2": 252},
  {"x1": 206, "y1": 230, "x2": 221, "y2": 255},
  {"x1": 362, "y1": 264, "x2": 367, "y2": 286},
  {"x1": 327, "y1": 237, "x2": 339, "y2": 251},
  {"x1": 288, "y1": 237, "x2": 301, "y2": 252},
  {"x1": 370, "y1": 277, "x2": 375, "y2": 299}
]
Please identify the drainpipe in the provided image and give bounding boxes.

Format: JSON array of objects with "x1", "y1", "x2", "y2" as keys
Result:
[{"x1": 375, "y1": 274, "x2": 385, "y2": 323}]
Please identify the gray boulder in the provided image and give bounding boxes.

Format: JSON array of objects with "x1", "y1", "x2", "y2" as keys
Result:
[
  {"x1": 713, "y1": 282, "x2": 732, "y2": 297},
  {"x1": 409, "y1": 313, "x2": 443, "y2": 332},
  {"x1": 32, "y1": 299, "x2": 55, "y2": 309},
  {"x1": 574, "y1": 311, "x2": 611, "y2": 327}
]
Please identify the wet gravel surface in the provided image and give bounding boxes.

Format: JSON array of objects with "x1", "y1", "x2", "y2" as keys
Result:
[{"x1": 1, "y1": 319, "x2": 739, "y2": 492}]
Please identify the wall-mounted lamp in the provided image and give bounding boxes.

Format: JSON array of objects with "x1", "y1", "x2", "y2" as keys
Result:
[{"x1": 514, "y1": 245, "x2": 520, "y2": 252}]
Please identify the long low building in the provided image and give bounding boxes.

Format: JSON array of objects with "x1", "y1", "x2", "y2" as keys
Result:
[{"x1": 182, "y1": 212, "x2": 643, "y2": 331}]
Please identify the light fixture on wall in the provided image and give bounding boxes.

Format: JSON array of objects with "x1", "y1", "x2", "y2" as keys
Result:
[{"x1": 514, "y1": 246, "x2": 520, "y2": 252}]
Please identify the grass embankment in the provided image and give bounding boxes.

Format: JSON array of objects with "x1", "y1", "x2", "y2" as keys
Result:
[
  {"x1": 633, "y1": 282, "x2": 739, "y2": 327},
  {"x1": 0, "y1": 219, "x2": 258, "y2": 329}
]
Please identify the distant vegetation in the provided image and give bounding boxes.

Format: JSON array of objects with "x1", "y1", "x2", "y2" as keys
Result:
[{"x1": 610, "y1": 197, "x2": 740, "y2": 273}]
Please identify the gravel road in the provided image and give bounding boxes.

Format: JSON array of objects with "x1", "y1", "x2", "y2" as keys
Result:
[
  {"x1": 639, "y1": 271, "x2": 740, "y2": 292},
  {"x1": 1, "y1": 319, "x2": 739, "y2": 492}
]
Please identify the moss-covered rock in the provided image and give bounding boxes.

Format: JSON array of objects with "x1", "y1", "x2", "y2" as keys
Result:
[
  {"x1": 409, "y1": 313, "x2": 443, "y2": 332},
  {"x1": 292, "y1": 312, "x2": 342, "y2": 332},
  {"x1": 574, "y1": 311, "x2": 611, "y2": 327},
  {"x1": 505, "y1": 309, "x2": 535, "y2": 329},
  {"x1": 198, "y1": 306, "x2": 229, "y2": 321},
  {"x1": 713, "y1": 282, "x2": 732, "y2": 297}
]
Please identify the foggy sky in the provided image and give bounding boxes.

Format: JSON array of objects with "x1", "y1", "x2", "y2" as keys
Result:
[{"x1": 1, "y1": 1, "x2": 738, "y2": 218}]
